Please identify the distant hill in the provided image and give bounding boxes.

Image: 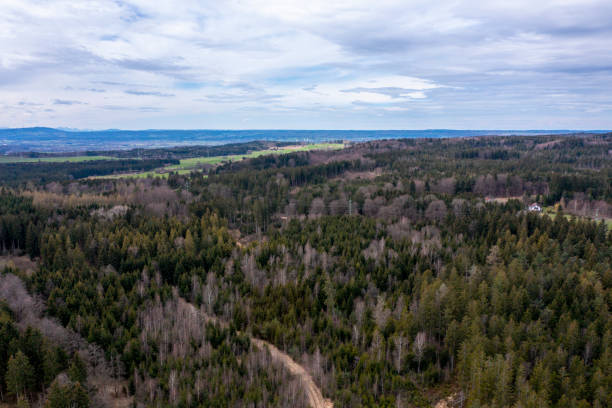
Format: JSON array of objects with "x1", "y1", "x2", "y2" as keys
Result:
[{"x1": 0, "y1": 127, "x2": 609, "y2": 153}]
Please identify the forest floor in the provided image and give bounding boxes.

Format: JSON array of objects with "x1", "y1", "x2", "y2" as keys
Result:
[
  {"x1": 181, "y1": 299, "x2": 334, "y2": 408},
  {"x1": 89, "y1": 379, "x2": 133, "y2": 408},
  {"x1": 433, "y1": 392, "x2": 465, "y2": 408}
]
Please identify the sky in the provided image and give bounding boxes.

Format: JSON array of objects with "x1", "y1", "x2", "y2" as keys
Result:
[{"x1": 1, "y1": 0, "x2": 612, "y2": 130}]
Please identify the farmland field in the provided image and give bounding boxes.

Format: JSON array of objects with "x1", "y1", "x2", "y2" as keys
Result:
[
  {"x1": 93, "y1": 142, "x2": 344, "y2": 179},
  {"x1": 169, "y1": 143, "x2": 344, "y2": 168}
]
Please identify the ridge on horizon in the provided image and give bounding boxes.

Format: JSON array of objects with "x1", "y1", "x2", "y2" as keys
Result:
[
  {"x1": 1, "y1": 127, "x2": 609, "y2": 155},
  {"x1": 2, "y1": 127, "x2": 610, "y2": 132}
]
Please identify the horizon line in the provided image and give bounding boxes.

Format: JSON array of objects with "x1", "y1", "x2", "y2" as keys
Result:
[{"x1": 3, "y1": 127, "x2": 611, "y2": 132}]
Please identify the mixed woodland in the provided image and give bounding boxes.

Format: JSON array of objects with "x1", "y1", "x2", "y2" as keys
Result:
[{"x1": 0, "y1": 133, "x2": 611, "y2": 407}]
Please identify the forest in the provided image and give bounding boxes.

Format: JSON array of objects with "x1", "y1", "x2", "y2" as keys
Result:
[{"x1": 0, "y1": 133, "x2": 610, "y2": 407}]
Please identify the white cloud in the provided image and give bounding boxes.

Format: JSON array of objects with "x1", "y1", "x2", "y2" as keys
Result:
[{"x1": 0, "y1": 0, "x2": 611, "y2": 128}]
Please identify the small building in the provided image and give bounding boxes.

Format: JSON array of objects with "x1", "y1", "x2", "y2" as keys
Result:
[{"x1": 528, "y1": 203, "x2": 542, "y2": 212}]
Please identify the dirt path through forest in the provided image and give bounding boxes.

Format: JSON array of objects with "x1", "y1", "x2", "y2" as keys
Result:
[
  {"x1": 250, "y1": 338, "x2": 333, "y2": 408},
  {"x1": 182, "y1": 299, "x2": 333, "y2": 408}
]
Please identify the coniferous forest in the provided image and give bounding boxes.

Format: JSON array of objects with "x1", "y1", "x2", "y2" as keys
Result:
[{"x1": 0, "y1": 133, "x2": 611, "y2": 407}]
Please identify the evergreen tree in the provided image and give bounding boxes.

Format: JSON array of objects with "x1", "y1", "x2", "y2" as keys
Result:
[
  {"x1": 44, "y1": 381, "x2": 67, "y2": 408},
  {"x1": 6, "y1": 351, "x2": 35, "y2": 398},
  {"x1": 67, "y1": 353, "x2": 87, "y2": 384}
]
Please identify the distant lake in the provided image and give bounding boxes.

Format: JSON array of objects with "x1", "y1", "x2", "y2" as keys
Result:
[{"x1": 0, "y1": 128, "x2": 609, "y2": 153}]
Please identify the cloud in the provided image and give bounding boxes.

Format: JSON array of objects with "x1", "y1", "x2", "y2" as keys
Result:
[
  {"x1": 18, "y1": 101, "x2": 42, "y2": 106},
  {"x1": 53, "y1": 99, "x2": 86, "y2": 105},
  {"x1": 65, "y1": 86, "x2": 106, "y2": 93},
  {"x1": 339, "y1": 76, "x2": 441, "y2": 101},
  {"x1": 115, "y1": 1, "x2": 148, "y2": 23},
  {"x1": 114, "y1": 58, "x2": 189, "y2": 77},
  {"x1": 102, "y1": 105, "x2": 127, "y2": 111},
  {"x1": 0, "y1": 0, "x2": 611, "y2": 129},
  {"x1": 382, "y1": 106, "x2": 410, "y2": 111},
  {"x1": 125, "y1": 90, "x2": 175, "y2": 97}
]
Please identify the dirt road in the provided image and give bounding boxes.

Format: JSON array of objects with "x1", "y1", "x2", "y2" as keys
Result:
[
  {"x1": 182, "y1": 299, "x2": 333, "y2": 408},
  {"x1": 251, "y1": 338, "x2": 333, "y2": 408}
]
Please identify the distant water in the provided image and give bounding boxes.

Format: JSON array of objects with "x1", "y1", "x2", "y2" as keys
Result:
[{"x1": 0, "y1": 127, "x2": 608, "y2": 153}]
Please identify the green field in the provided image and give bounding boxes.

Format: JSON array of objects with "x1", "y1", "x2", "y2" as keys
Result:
[
  {"x1": 0, "y1": 155, "x2": 115, "y2": 163},
  {"x1": 95, "y1": 143, "x2": 344, "y2": 179},
  {"x1": 167, "y1": 143, "x2": 344, "y2": 170},
  {"x1": 542, "y1": 206, "x2": 612, "y2": 229}
]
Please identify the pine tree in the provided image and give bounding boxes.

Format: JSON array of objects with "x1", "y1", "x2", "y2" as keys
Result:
[
  {"x1": 43, "y1": 346, "x2": 66, "y2": 386},
  {"x1": 68, "y1": 353, "x2": 87, "y2": 384},
  {"x1": 45, "y1": 381, "x2": 67, "y2": 408},
  {"x1": 6, "y1": 351, "x2": 35, "y2": 398},
  {"x1": 68, "y1": 382, "x2": 89, "y2": 408}
]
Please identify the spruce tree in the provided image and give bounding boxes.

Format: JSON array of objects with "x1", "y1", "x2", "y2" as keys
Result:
[{"x1": 6, "y1": 351, "x2": 35, "y2": 398}]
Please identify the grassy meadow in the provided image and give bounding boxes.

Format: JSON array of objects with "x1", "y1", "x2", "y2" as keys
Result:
[{"x1": 92, "y1": 143, "x2": 344, "y2": 179}]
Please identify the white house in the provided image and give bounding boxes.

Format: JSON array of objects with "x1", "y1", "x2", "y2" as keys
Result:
[{"x1": 528, "y1": 203, "x2": 542, "y2": 212}]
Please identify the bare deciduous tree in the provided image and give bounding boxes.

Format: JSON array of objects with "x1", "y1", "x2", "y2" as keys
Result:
[
  {"x1": 329, "y1": 198, "x2": 348, "y2": 215},
  {"x1": 413, "y1": 331, "x2": 427, "y2": 374},
  {"x1": 373, "y1": 295, "x2": 390, "y2": 328},
  {"x1": 425, "y1": 200, "x2": 447, "y2": 221},
  {"x1": 393, "y1": 335, "x2": 405, "y2": 373},
  {"x1": 309, "y1": 198, "x2": 326, "y2": 218},
  {"x1": 168, "y1": 370, "x2": 178, "y2": 404},
  {"x1": 203, "y1": 272, "x2": 217, "y2": 313}
]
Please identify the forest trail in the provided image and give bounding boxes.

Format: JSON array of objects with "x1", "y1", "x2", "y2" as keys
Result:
[
  {"x1": 251, "y1": 338, "x2": 333, "y2": 408},
  {"x1": 181, "y1": 299, "x2": 333, "y2": 408},
  {"x1": 434, "y1": 392, "x2": 464, "y2": 408}
]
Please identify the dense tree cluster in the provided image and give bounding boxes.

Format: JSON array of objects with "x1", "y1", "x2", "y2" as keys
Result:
[
  {"x1": 1, "y1": 205, "x2": 307, "y2": 407},
  {"x1": 99, "y1": 140, "x2": 296, "y2": 160},
  {"x1": 0, "y1": 301, "x2": 89, "y2": 406},
  {"x1": 0, "y1": 159, "x2": 178, "y2": 187}
]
